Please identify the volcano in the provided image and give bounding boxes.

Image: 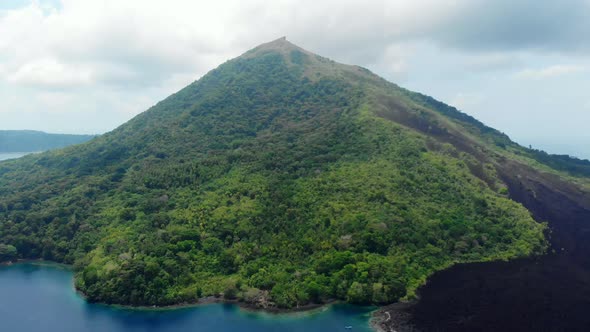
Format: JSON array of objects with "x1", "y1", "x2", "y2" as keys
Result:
[{"x1": 1, "y1": 39, "x2": 589, "y2": 329}]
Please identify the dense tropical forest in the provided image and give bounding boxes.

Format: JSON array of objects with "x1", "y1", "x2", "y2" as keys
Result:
[
  {"x1": 0, "y1": 130, "x2": 94, "y2": 153},
  {"x1": 4, "y1": 38, "x2": 584, "y2": 309}
]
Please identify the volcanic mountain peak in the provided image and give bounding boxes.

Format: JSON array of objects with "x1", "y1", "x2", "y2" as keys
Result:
[
  {"x1": 244, "y1": 36, "x2": 302, "y2": 56},
  {"x1": 240, "y1": 37, "x2": 379, "y2": 83}
]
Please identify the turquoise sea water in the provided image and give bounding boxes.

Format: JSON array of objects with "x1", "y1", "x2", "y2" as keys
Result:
[{"x1": 0, "y1": 263, "x2": 374, "y2": 332}]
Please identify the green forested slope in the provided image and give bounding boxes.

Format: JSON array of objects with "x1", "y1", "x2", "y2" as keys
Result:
[{"x1": 0, "y1": 38, "x2": 548, "y2": 307}]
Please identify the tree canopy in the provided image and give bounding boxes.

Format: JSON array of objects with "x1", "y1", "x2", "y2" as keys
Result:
[{"x1": 0, "y1": 39, "x2": 551, "y2": 308}]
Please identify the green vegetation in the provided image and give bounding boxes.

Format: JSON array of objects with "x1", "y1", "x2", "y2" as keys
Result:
[
  {"x1": 0, "y1": 39, "x2": 550, "y2": 308},
  {"x1": 402, "y1": 90, "x2": 590, "y2": 178},
  {"x1": 0, "y1": 244, "x2": 17, "y2": 262},
  {"x1": 523, "y1": 149, "x2": 590, "y2": 178},
  {"x1": 0, "y1": 130, "x2": 95, "y2": 153}
]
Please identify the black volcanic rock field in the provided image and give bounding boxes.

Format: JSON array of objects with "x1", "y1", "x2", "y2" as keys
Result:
[{"x1": 377, "y1": 162, "x2": 590, "y2": 331}]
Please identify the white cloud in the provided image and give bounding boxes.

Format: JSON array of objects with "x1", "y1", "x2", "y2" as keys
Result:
[
  {"x1": 381, "y1": 43, "x2": 414, "y2": 76},
  {"x1": 2, "y1": 0, "x2": 587, "y2": 91},
  {"x1": 7, "y1": 58, "x2": 93, "y2": 87},
  {"x1": 0, "y1": 0, "x2": 476, "y2": 90},
  {"x1": 515, "y1": 65, "x2": 588, "y2": 79},
  {"x1": 0, "y1": 0, "x2": 470, "y2": 133},
  {"x1": 450, "y1": 92, "x2": 486, "y2": 111},
  {"x1": 462, "y1": 52, "x2": 522, "y2": 72},
  {"x1": 35, "y1": 91, "x2": 74, "y2": 113}
]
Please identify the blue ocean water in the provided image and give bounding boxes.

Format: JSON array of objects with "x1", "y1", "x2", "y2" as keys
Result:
[{"x1": 0, "y1": 263, "x2": 374, "y2": 332}]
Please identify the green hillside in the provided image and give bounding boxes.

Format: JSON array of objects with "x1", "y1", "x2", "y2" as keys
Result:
[
  {"x1": 0, "y1": 38, "x2": 554, "y2": 308},
  {"x1": 0, "y1": 130, "x2": 95, "y2": 153}
]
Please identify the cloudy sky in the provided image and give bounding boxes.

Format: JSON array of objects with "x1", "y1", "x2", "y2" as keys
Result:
[{"x1": 1, "y1": 0, "x2": 589, "y2": 158}]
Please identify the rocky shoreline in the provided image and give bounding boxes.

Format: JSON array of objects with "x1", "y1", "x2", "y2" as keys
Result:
[{"x1": 370, "y1": 301, "x2": 420, "y2": 332}]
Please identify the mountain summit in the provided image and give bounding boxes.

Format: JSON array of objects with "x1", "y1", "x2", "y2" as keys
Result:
[
  {"x1": 244, "y1": 36, "x2": 299, "y2": 55},
  {"x1": 242, "y1": 36, "x2": 323, "y2": 61},
  {"x1": 0, "y1": 39, "x2": 587, "y2": 308}
]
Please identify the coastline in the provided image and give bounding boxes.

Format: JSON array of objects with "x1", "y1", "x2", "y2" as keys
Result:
[
  {"x1": 2, "y1": 260, "x2": 378, "y2": 330},
  {"x1": 0, "y1": 259, "x2": 72, "y2": 269},
  {"x1": 76, "y1": 289, "x2": 332, "y2": 316}
]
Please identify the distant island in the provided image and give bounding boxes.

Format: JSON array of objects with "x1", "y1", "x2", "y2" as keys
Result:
[{"x1": 0, "y1": 130, "x2": 95, "y2": 153}]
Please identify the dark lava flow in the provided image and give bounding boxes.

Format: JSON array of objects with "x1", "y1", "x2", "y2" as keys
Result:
[{"x1": 379, "y1": 162, "x2": 590, "y2": 332}]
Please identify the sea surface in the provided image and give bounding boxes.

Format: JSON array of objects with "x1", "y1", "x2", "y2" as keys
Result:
[
  {"x1": 0, "y1": 263, "x2": 374, "y2": 332},
  {"x1": 0, "y1": 152, "x2": 30, "y2": 161}
]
